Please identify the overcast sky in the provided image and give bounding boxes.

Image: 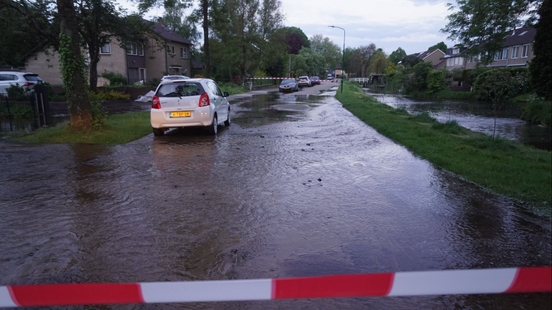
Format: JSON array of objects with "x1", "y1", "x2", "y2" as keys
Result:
[{"x1": 135, "y1": 0, "x2": 457, "y2": 56}]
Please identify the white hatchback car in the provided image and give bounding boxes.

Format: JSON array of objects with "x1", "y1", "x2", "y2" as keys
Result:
[{"x1": 150, "y1": 78, "x2": 230, "y2": 136}]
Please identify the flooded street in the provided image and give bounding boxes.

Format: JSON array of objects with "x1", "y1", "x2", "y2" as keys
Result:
[
  {"x1": 0, "y1": 89, "x2": 550, "y2": 309},
  {"x1": 369, "y1": 92, "x2": 552, "y2": 150}
]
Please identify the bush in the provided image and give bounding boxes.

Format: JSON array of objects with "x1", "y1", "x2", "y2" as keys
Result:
[
  {"x1": 0, "y1": 103, "x2": 34, "y2": 119},
  {"x1": 474, "y1": 69, "x2": 516, "y2": 102},
  {"x1": 88, "y1": 92, "x2": 108, "y2": 129},
  {"x1": 100, "y1": 71, "x2": 127, "y2": 86},
  {"x1": 96, "y1": 90, "x2": 131, "y2": 101},
  {"x1": 6, "y1": 84, "x2": 32, "y2": 101},
  {"x1": 426, "y1": 70, "x2": 446, "y2": 93},
  {"x1": 521, "y1": 94, "x2": 552, "y2": 126}
]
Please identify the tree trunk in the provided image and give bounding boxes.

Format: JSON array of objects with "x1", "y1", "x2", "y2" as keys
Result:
[
  {"x1": 89, "y1": 47, "x2": 99, "y2": 92},
  {"x1": 57, "y1": 0, "x2": 92, "y2": 130},
  {"x1": 202, "y1": 0, "x2": 210, "y2": 78}
]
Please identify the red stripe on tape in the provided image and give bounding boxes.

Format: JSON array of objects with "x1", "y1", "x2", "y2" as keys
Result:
[
  {"x1": 505, "y1": 267, "x2": 552, "y2": 293},
  {"x1": 272, "y1": 273, "x2": 394, "y2": 299},
  {"x1": 10, "y1": 283, "x2": 144, "y2": 307}
]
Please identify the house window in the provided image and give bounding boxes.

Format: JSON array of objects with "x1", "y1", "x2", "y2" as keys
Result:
[
  {"x1": 137, "y1": 44, "x2": 144, "y2": 56},
  {"x1": 452, "y1": 48, "x2": 460, "y2": 54},
  {"x1": 501, "y1": 47, "x2": 508, "y2": 60},
  {"x1": 522, "y1": 44, "x2": 529, "y2": 57},
  {"x1": 512, "y1": 46, "x2": 519, "y2": 58},
  {"x1": 100, "y1": 43, "x2": 111, "y2": 54},
  {"x1": 168, "y1": 45, "x2": 175, "y2": 55},
  {"x1": 494, "y1": 51, "x2": 500, "y2": 61},
  {"x1": 168, "y1": 65, "x2": 181, "y2": 75},
  {"x1": 180, "y1": 47, "x2": 187, "y2": 59}
]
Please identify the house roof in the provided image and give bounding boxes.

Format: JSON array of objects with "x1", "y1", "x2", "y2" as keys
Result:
[
  {"x1": 417, "y1": 49, "x2": 445, "y2": 60},
  {"x1": 502, "y1": 27, "x2": 536, "y2": 47},
  {"x1": 152, "y1": 22, "x2": 191, "y2": 45}
]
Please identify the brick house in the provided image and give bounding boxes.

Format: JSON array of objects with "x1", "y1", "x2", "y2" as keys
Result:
[
  {"x1": 24, "y1": 22, "x2": 192, "y2": 86},
  {"x1": 440, "y1": 27, "x2": 536, "y2": 71}
]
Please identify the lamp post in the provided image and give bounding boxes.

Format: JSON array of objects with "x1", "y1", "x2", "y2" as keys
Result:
[{"x1": 329, "y1": 25, "x2": 345, "y2": 93}]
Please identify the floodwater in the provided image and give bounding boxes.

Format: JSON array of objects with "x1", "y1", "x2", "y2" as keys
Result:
[
  {"x1": 0, "y1": 91, "x2": 550, "y2": 309},
  {"x1": 367, "y1": 91, "x2": 552, "y2": 150}
]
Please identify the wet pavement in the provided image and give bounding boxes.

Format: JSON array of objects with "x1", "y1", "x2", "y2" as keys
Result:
[{"x1": 0, "y1": 84, "x2": 550, "y2": 309}]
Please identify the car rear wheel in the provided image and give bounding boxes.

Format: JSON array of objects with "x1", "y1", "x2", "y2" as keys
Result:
[
  {"x1": 152, "y1": 127, "x2": 164, "y2": 136},
  {"x1": 224, "y1": 108, "x2": 231, "y2": 126},
  {"x1": 207, "y1": 115, "x2": 218, "y2": 135}
]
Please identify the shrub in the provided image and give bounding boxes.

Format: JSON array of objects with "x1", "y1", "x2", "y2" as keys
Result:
[
  {"x1": 521, "y1": 94, "x2": 552, "y2": 126},
  {"x1": 88, "y1": 92, "x2": 108, "y2": 129},
  {"x1": 0, "y1": 103, "x2": 34, "y2": 119},
  {"x1": 100, "y1": 71, "x2": 127, "y2": 86},
  {"x1": 6, "y1": 84, "x2": 31, "y2": 101},
  {"x1": 96, "y1": 90, "x2": 131, "y2": 100},
  {"x1": 426, "y1": 70, "x2": 446, "y2": 93}
]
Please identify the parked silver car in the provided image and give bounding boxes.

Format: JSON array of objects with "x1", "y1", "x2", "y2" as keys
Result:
[
  {"x1": 297, "y1": 76, "x2": 311, "y2": 87},
  {"x1": 150, "y1": 78, "x2": 230, "y2": 136},
  {"x1": 0, "y1": 71, "x2": 43, "y2": 97}
]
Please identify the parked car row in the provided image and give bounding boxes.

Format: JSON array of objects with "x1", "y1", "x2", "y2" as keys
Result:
[{"x1": 278, "y1": 76, "x2": 324, "y2": 93}]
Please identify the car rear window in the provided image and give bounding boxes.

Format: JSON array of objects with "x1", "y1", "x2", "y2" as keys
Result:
[
  {"x1": 23, "y1": 74, "x2": 42, "y2": 82},
  {"x1": 156, "y1": 82, "x2": 204, "y2": 97}
]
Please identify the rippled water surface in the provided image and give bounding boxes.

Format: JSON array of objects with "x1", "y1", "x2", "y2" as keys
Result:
[
  {"x1": 0, "y1": 92, "x2": 550, "y2": 309},
  {"x1": 368, "y1": 92, "x2": 551, "y2": 150}
]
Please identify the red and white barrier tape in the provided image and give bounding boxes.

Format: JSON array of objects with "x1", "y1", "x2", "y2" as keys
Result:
[{"x1": 1, "y1": 267, "x2": 550, "y2": 307}]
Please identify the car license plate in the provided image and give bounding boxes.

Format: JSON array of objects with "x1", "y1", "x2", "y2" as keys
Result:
[{"x1": 170, "y1": 111, "x2": 191, "y2": 118}]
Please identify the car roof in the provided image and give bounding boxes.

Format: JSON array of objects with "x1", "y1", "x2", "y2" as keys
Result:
[{"x1": 158, "y1": 78, "x2": 212, "y2": 86}]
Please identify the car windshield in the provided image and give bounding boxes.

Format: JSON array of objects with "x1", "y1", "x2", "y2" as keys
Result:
[
  {"x1": 310, "y1": 77, "x2": 319, "y2": 80},
  {"x1": 280, "y1": 79, "x2": 295, "y2": 85},
  {"x1": 299, "y1": 76, "x2": 308, "y2": 80},
  {"x1": 156, "y1": 82, "x2": 203, "y2": 97}
]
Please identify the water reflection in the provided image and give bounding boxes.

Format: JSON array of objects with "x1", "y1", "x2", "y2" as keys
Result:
[{"x1": 368, "y1": 92, "x2": 551, "y2": 150}]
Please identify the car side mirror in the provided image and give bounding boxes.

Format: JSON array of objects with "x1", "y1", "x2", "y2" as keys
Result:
[{"x1": 223, "y1": 92, "x2": 229, "y2": 97}]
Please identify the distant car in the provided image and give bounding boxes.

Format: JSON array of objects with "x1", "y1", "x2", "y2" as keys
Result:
[
  {"x1": 150, "y1": 78, "x2": 230, "y2": 136},
  {"x1": 326, "y1": 74, "x2": 334, "y2": 81},
  {"x1": 279, "y1": 79, "x2": 299, "y2": 93},
  {"x1": 161, "y1": 75, "x2": 190, "y2": 81},
  {"x1": 0, "y1": 71, "x2": 44, "y2": 97},
  {"x1": 297, "y1": 76, "x2": 311, "y2": 87},
  {"x1": 309, "y1": 76, "x2": 321, "y2": 85}
]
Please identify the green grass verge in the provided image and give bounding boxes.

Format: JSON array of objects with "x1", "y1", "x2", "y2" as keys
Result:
[
  {"x1": 337, "y1": 82, "x2": 551, "y2": 214},
  {"x1": 11, "y1": 111, "x2": 151, "y2": 144}
]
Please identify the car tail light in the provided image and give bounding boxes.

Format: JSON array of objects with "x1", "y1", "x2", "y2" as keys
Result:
[
  {"x1": 24, "y1": 82, "x2": 30, "y2": 87},
  {"x1": 199, "y1": 93, "x2": 210, "y2": 107},
  {"x1": 152, "y1": 96, "x2": 161, "y2": 109}
]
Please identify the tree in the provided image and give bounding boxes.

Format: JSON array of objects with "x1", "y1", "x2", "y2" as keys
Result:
[
  {"x1": 310, "y1": 34, "x2": 341, "y2": 72},
  {"x1": 369, "y1": 50, "x2": 388, "y2": 74},
  {"x1": 57, "y1": 0, "x2": 92, "y2": 130},
  {"x1": 400, "y1": 54, "x2": 421, "y2": 68},
  {"x1": 474, "y1": 69, "x2": 517, "y2": 138},
  {"x1": 283, "y1": 26, "x2": 309, "y2": 54},
  {"x1": 428, "y1": 41, "x2": 447, "y2": 52},
  {"x1": 78, "y1": 1, "x2": 150, "y2": 91},
  {"x1": 442, "y1": 0, "x2": 542, "y2": 64},
  {"x1": 0, "y1": 0, "x2": 57, "y2": 67},
  {"x1": 388, "y1": 47, "x2": 406, "y2": 64},
  {"x1": 352, "y1": 44, "x2": 376, "y2": 77},
  {"x1": 529, "y1": 0, "x2": 551, "y2": 100}
]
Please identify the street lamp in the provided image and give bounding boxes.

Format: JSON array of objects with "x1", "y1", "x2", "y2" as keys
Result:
[{"x1": 329, "y1": 25, "x2": 345, "y2": 93}]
